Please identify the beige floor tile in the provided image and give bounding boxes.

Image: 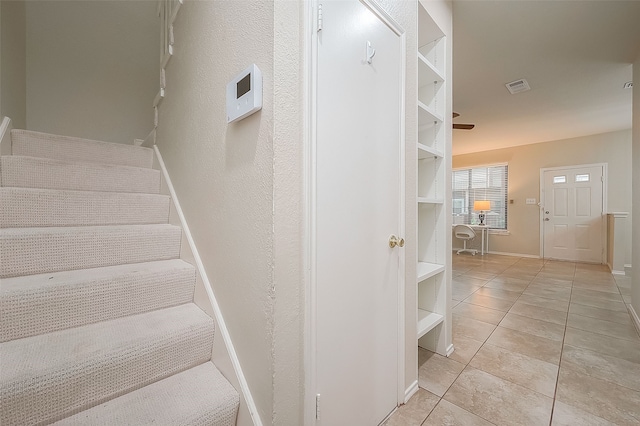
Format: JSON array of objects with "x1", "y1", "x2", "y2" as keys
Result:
[
  {"x1": 449, "y1": 334, "x2": 484, "y2": 365},
  {"x1": 463, "y1": 293, "x2": 515, "y2": 312},
  {"x1": 418, "y1": 349, "x2": 466, "y2": 397},
  {"x1": 570, "y1": 294, "x2": 628, "y2": 312},
  {"x1": 573, "y1": 271, "x2": 616, "y2": 284},
  {"x1": 572, "y1": 280, "x2": 620, "y2": 294},
  {"x1": 509, "y1": 301, "x2": 568, "y2": 325},
  {"x1": 452, "y1": 314, "x2": 497, "y2": 342},
  {"x1": 444, "y1": 367, "x2": 553, "y2": 426},
  {"x1": 470, "y1": 344, "x2": 558, "y2": 397},
  {"x1": 462, "y1": 271, "x2": 497, "y2": 281},
  {"x1": 474, "y1": 286, "x2": 522, "y2": 301},
  {"x1": 556, "y1": 366, "x2": 640, "y2": 425},
  {"x1": 523, "y1": 285, "x2": 572, "y2": 302},
  {"x1": 484, "y1": 277, "x2": 530, "y2": 292},
  {"x1": 568, "y1": 303, "x2": 632, "y2": 325},
  {"x1": 564, "y1": 327, "x2": 640, "y2": 364},
  {"x1": 423, "y1": 399, "x2": 494, "y2": 426},
  {"x1": 571, "y1": 287, "x2": 623, "y2": 302},
  {"x1": 623, "y1": 294, "x2": 632, "y2": 304},
  {"x1": 517, "y1": 293, "x2": 570, "y2": 312},
  {"x1": 486, "y1": 326, "x2": 562, "y2": 365},
  {"x1": 619, "y1": 285, "x2": 632, "y2": 296},
  {"x1": 383, "y1": 388, "x2": 440, "y2": 426},
  {"x1": 561, "y1": 344, "x2": 640, "y2": 391},
  {"x1": 536, "y1": 271, "x2": 575, "y2": 281},
  {"x1": 567, "y1": 313, "x2": 640, "y2": 342},
  {"x1": 452, "y1": 285, "x2": 482, "y2": 302},
  {"x1": 453, "y1": 302, "x2": 507, "y2": 325},
  {"x1": 551, "y1": 401, "x2": 616, "y2": 426},
  {"x1": 499, "y1": 270, "x2": 538, "y2": 281},
  {"x1": 530, "y1": 277, "x2": 573, "y2": 288},
  {"x1": 499, "y1": 313, "x2": 566, "y2": 342}
]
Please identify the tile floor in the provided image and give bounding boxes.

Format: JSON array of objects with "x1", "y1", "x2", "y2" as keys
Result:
[{"x1": 384, "y1": 254, "x2": 640, "y2": 426}]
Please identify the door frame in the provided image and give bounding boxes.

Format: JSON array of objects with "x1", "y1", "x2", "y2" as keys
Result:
[
  {"x1": 303, "y1": 0, "x2": 407, "y2": 423},
  {"x1": 539, "y1": 162, "x2": 608, "y2": 262}
]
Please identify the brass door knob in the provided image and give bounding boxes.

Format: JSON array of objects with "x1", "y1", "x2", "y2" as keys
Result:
[{"x1": 389, "y1": 235, "x2": 405, "y2": 248}]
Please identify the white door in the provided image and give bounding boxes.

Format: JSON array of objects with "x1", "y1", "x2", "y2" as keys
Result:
[
  {"x1": 542, "y1": 165, "x2": 604, "y2": 263},
  {"x1": 314, "y1": 1, "x2": 403, "y2": 425}
]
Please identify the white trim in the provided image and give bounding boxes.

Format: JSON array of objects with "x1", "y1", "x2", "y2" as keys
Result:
[
  {"x1": 446, "y1": 343, "x2": 455, "y2": 357},
  {"x1": 153, "y1": 145, "x2": 262, "y2": 426},
  {"x1": 303, "y1": 1, "x2": 316, "y2": 423},
  {"x1": 539, "y1": 163, "x2": 608, "y2": 262},
  {"x1": 629, "y1": 304, "x2": 640, "y2": 336},
  {"x1": 404, "y1": 380, "x2": 419, "y2": 404},
  {"x1": 0, "y1": 117, "x2": 13, "y2": 157}
]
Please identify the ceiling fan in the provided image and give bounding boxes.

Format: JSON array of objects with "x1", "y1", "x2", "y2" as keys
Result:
[{"x1": 453, "y1": 112, "x2": 475, "y2": 130}]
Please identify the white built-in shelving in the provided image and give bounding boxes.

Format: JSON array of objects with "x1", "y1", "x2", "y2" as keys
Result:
[{"x1": 416, "y1": 0, "x2": 451, "y2": 356}]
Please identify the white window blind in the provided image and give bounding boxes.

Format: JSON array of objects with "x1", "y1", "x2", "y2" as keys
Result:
[{"x1": 452, "y1": 164, "x2": 508, "y2": 229}]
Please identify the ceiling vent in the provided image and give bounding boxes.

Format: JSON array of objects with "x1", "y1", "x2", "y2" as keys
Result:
[
  {"x1": 623, "y1": 81, "x2": 633, "y2": 89},
  {"x1": 505, "y1": 79, "x2": 531, "y2": 94}
]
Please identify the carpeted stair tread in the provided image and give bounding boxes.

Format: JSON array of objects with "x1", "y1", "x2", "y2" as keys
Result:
[
  {"x1": 11, "y1": 129, "x2": 154, "y2": 168},
  {"x1": 0, "y1": 155, "x2": 160, "y2": 193},
  {"x1": 0, "y1": 303, "x2": 215, "y2": 426},
  {"x1": 0, "y1": 187, "x2": 170, "y2": 228},
  {"x1": 53, "y1": 362, "x2": 239, "y2": 426},
  {"x1": 1, "y1": 259, "x2": 196, "y2": 342},
  {"x1": 0, "y1": 224, "x2": 182, "y2": 278}
]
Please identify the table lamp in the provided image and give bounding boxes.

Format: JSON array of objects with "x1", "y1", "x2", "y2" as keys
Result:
[{"x1": 474, "y1": 200, "x2": 490, "y2": 226}]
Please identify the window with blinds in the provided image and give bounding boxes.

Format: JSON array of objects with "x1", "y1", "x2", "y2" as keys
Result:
[{"x1": 452, "y1": 164, "x2": 508, "y2": 229}]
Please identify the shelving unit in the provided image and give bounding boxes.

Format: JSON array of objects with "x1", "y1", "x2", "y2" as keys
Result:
[{"x1": 416, "y1": 0, "x2": 451, "y2": 356}]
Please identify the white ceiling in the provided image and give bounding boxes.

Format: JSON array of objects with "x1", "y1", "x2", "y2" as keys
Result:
[{"x1": 452, "y1": 0, "x2": 640, "y2": 155}]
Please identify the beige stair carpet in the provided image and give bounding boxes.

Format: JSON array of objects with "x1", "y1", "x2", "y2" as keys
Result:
[{"x1": 0, "y1": 129, "x2": 239, "y2": 425}]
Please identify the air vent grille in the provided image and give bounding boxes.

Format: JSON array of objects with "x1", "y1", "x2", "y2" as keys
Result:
[{"x1": 505, "y1": 79, "x2": 531, "y2": 94}]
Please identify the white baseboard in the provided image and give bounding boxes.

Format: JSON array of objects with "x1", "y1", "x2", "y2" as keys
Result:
[
  {"x1": 446, "y1": 343, "x2": 455, "y2": 356},
  {"x1": 404, "y1": 380, "x2": 419, "y2": 403},
  {"x1": 452, "y1": 248, "x2": 540, "y2": 259},
  {"x1": 154, "y1": 145, "x2": 261, "y2": 426},
  {"x1": 629, "y1": 304, "x2": 640, "y2": 336},
  {"x1": 1, "y1": 116, "x2": 13, "y2": 156}
]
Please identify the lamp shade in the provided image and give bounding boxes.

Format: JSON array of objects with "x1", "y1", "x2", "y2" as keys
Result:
[{"x1": 473, "y1": 200, "x2": 490, "y2": 211}]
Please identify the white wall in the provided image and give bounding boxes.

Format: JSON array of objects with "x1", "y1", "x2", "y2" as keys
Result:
[
  {"x1": 155, "y1": 1, "x2": 301, "y2": 423},
  {"x1": 454, "y1": 130, "x2": 633, "y2": 260},
  {"x1": 1, "y1": 0, "x2": 27, "y2": 129},
  {"x1": 25, "y1": 1, "x2": 158, "y2": 144},
  {"x1": 632, "y1": 53, "x2": 640, "y2": 323}
]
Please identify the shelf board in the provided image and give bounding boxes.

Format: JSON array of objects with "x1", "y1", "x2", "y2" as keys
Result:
[
  {"x1": 417, "y1": 309, "x2": 444, "y2": 339},
  {"x1": 418, "y1": 197, "x2": 444, "y2": 205},
  {"x1": 417, "y1": 262, "x2": 445, "y2": 282},
  {"x1": 418, "y1": 53, "x2": 444, "y2": 86},
  {"x1": 418, "y1": 101, "x2": 443, "y2": 126},
  {"x1": 418, "y1": 143, "x2": 444, "y2": 159}
]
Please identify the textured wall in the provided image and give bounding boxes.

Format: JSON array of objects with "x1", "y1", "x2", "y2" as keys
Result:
[
  {"x1": 155, "y1": 1, "x2": 278, "y2": 423},
  {"x1": 632, "y1": 53, "x2": 639, "y2": 319},
  {"x1": 454, "y1": 130, "x2": 633, "y2": 259},
  {"x1": 0, "y1": 0, "x2": 27, "y2": 129},
  {"x1": 25, "y1": 1, "x2": 158, "y2": 144}
]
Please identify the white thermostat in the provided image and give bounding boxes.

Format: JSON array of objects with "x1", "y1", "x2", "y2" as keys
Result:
[{"x1": 226, "y1": 64, "x2": 262, "y2": 123}]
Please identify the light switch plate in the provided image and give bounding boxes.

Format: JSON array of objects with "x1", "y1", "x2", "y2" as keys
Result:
[{"x1": 526, "y1": 198, "x2": 537, "y2": 205}]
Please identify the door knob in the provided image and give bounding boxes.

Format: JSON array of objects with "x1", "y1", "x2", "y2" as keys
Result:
[
  {"x1": 544, "y1": 218, "x2": 550, "y2": 221},
  {"x1": 389, "y1": 235, "x2": 405, "y2": 248}
]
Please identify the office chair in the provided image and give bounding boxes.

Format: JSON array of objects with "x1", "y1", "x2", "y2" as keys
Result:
[{"x1": 454, "y1": 224, "x2": 477, "y2": 255}]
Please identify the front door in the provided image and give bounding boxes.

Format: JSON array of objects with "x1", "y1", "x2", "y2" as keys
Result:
[
  {"x1": 542, "y1": 165, "x2": 605, "y2": 263},
  {"x1": 314, "y1": 1, "x2": 404, "y2": 424}
]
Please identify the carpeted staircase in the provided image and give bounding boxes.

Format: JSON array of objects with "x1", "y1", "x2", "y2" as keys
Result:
[{"x1": 0, "y1": 129, "x2": 239, "y2": 425}]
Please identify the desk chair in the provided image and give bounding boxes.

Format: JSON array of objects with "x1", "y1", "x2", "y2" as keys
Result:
[{"x1": 454, "y1": 224, "x2": 477, "y2": 255}]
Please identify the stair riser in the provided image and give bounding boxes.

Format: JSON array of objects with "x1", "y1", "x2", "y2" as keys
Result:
[
  {"x1": 1, "y1": 318, "x2": 214, "y2": 426},
  {"x1": 0, "y1": 156, "x2": 160, "y2": 194},
  {"x1": 0, "y1": 265, "x2": 196, "y2": 342},
  {"x1": 0, "y1": 226, "x2": 182, "y2": 278},
  {"x1": 11, "y1": 129, "x2": 154, "y2": 169},
  {"x1": 0, "y1": 188, "x2": 170, "y2": 228}
]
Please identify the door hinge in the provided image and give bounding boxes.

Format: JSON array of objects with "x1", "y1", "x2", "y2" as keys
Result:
[
  {"x1": 317, "y1": 4, "x2": 323, "y2": 32},
  {"x1": 316, "y1": 394, "x2": 321, "y2": 420}
]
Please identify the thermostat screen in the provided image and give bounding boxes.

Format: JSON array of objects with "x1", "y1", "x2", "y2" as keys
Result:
[{"x1": 237, "y1": 74, "x2": 251, "y2": 99}]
